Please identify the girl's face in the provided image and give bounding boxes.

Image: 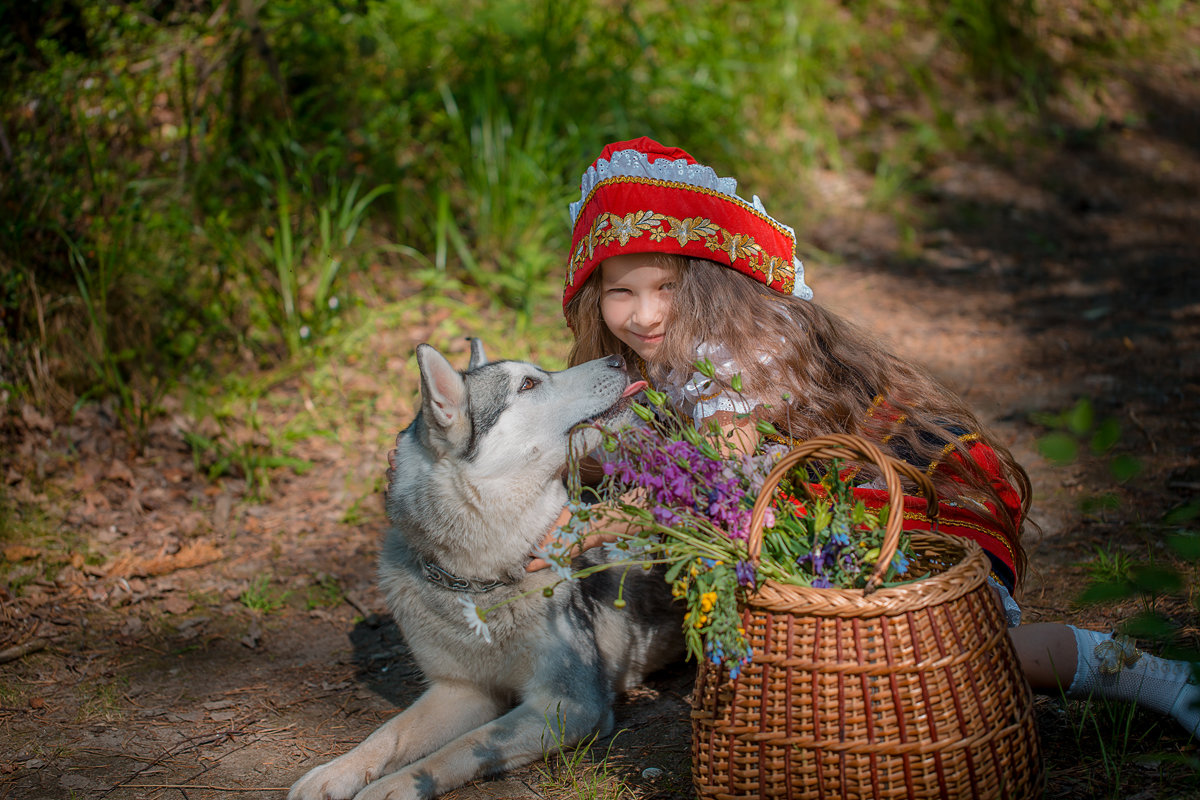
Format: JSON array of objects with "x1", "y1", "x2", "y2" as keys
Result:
[{"x1": 599, "y1": 254, "x2": 676, "y2": 361}]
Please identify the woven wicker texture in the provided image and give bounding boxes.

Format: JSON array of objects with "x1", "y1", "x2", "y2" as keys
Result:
[{"x1": 692, "y1": 435, "x2": 1041, "y2": 799}]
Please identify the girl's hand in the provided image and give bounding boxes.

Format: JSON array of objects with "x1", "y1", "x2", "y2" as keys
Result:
[
  {"x1": 526, "y1": 529, "x2": 619, "y2": 572},
  {"x1": 526, "y1": 505, "x2": 618, "y2": 572}
]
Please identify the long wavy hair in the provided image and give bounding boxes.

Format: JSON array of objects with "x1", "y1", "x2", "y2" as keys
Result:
[{"x1": 566, "y1": 255, "x2": 1030, "y2": 579}]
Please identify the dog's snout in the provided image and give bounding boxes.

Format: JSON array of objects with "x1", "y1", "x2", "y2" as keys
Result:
[{"x1": 605, "y1": 355, "x2": 626, "y2": 370}]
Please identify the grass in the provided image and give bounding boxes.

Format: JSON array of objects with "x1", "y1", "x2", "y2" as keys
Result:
[
  {"x1": 75, "y1": 677, "x2": 128, "y2": 723},
  {"x1": 239, "y1": 575, "x2": 291, "y2": 614},
  {"x1": 305, "y1": 573, "x2": 345, "y2": 610},
  {"x1": 5, "y1": 0, "x2": 1194, "y2": 422},
  {"x1": 538, "y1": 713, "x2": 636, "y2": 800}
]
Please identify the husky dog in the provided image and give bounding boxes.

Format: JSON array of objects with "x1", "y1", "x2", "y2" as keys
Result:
[{"x1": 289, "y1": 341, "x2": 684, "y2": 800}]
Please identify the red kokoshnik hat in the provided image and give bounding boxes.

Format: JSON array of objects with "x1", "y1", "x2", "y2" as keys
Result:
[{"x1": 563, "y1": 136, "x2": 813, "y2": 311}]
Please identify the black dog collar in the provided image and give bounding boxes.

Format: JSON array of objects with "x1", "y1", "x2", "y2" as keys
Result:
[{"x1": 419, "y1": 558, "x2": 512, "y2": 594}]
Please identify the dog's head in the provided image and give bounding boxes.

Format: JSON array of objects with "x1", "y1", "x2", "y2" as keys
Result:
[{"x1": 401, "y1": 340, "x2": 642, "y2": 479}]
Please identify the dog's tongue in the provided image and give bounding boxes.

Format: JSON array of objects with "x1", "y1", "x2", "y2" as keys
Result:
[{"x1": 622, "y1": 380, "x2": 648, "y2": 398}]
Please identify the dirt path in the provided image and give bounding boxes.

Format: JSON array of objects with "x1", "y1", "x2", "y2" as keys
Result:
[{"x1": 3, "y1": 66, "x2": 1200, "y2": 800}]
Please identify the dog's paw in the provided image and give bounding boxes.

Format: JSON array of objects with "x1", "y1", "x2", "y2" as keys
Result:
[
  {"x1": 289, "y1": 758, "x2": 378, "y2": 800},
  {"x1": 352, "y1": 772, "x2": 424, "y2": 800}
]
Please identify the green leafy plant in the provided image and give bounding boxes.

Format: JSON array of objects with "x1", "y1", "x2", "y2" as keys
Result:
[
  {"x1": 305, "y1": 573, "x2": 344, "y2": 610},
  {"x1": 182, "y1": 427, "x2": 310, "y2": 501},
  {"x1": 207, "y1": 139, "x2": 391, "y2": 357},
  {"x1": 240, "y1": 574, "x2": 290, "y2": 614},
  {"x1": 1034, "y1": 397, "x2": 1144, "y2": 518},
  {"x1": 538, "y1": 708, "x2": 636, "y2": 800}
]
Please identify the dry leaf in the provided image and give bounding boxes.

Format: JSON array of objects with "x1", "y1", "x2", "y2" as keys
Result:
[
  {"x1": 161, "y1": 595, "x2": 194, "y2": 615},
  {"x1": 106, "y1": 459, "x2": 135, "y2": 487},
  {"x1": 105, "y1": 541, "x2": 223, "y2": 579},
  {"x1": 3, "y1": 545, "x2": 39, "y2": 562},
  {"x1": 20, "y1": 404, "x2": 52, "y2": 433}
]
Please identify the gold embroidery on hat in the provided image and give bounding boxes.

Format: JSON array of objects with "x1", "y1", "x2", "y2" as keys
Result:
[{"x1": 569, "y1": 205, "x2": 795, "y2": 292}]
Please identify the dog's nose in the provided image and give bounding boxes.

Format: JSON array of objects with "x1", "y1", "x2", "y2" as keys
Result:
[{"x1": 606, "y1": 355, "x2": 625, "y2": 370}]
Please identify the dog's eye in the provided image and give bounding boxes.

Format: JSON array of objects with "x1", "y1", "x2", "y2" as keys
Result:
[{"x1": 518, "y1": 377, "x2": 540, "y2": 393}]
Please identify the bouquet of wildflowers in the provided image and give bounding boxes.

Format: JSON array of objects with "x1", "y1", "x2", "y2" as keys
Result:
[{"x1": 528, "y1": 377, "x2": 918, "y2": 678}]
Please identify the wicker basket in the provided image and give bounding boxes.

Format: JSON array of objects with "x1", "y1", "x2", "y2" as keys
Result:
[{"x1": 691, "y1": 434, "x2": 1041, "y2": 800}]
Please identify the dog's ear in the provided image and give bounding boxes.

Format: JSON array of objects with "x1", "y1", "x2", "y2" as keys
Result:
[
  {"x1": 416, "y1": 344, "x2": 469, "y2": 443},
  {"x1": 466, "y1": 338, "x2": 488, "y2": 371}
]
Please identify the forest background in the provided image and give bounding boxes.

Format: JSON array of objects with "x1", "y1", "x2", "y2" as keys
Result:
[{"x1": 2, "y1": 1, "x2": 1199, "y2": 798}]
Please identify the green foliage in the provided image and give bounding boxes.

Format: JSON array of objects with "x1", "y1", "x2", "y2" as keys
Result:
[
  {"x1": 182, "y1": 399, "x2": 313, "y2": 501},
  {"x1": 305, "y1": 573, "x2": 344, "y2": 610},
  {"x1": 1037, "y1": 399, "x2": 1198, "y2": 684},
  {"x1": 539, "y1": 712, "x2": 636, "y2": 800},
  {"x1": 205, "y1": 139, "x2": 391, "y2": 356},
  {"x1": 3, "y1": 0, "x2": 1194, "y2": 425},
  {"x1": 1033, "y1": 397, "x2": 1143, "y2": 484},
  {"x1": 240, "y1": 574, "x2": 290, "y2": 614}
]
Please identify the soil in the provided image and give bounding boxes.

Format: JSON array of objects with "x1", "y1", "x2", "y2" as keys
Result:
[{"x1": 3, "y1": 64, "x2": 1200, "y2": 800}]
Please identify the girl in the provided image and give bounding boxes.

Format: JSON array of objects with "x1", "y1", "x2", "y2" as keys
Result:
[{"x1": 540, "y1": 136, "x2": 1199, "y2": 735}]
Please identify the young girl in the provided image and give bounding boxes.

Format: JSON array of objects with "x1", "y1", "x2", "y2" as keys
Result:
[{"x1": 542, "y1": 136, "x2": 1200, "y2": 735}]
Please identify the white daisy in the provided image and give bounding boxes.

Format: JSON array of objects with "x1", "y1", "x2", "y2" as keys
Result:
[
  {"x1": 456, "y1": 595, "x2": 492, "y2": 643},
  {"x1": 533, "y1": 535, "x2": 577, "y2": 583}
]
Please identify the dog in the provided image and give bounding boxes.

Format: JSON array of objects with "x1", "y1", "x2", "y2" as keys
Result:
[{"x1": 288, "y1": 340, "x2": 684, "y2": 800}]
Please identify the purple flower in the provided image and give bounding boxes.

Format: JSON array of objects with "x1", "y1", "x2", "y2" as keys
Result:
[
  {"x1": 652, "y1": 506, "x2": 680, "y2": 526},
  {"x1": 735, "y1": 560, "x2": 756, "y2": 587}
]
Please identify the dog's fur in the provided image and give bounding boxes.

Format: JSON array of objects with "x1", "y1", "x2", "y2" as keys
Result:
[{"x1": 288, "y1": 342, "x2": 683, "y2": 800}]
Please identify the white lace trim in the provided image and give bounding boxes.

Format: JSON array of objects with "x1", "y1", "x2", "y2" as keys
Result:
[
  {"x1": 569, "y1": 147, "x2": 813, "y2": 300},
  {"x1": 569, "y1": 149, "x2": 739, "y2": 224},
  {"x1": 664, "y1": 342, "x2": 771, "y2": 425}
]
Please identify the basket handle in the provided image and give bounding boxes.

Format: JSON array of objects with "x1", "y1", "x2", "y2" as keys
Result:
[{"x1": 746, "y1": 433, "x2": 939, "y2": 595}]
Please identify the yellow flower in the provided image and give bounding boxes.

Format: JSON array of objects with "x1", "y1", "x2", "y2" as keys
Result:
[{"x1": 700, "y1": 592, "x2": 718, "y2": 613}]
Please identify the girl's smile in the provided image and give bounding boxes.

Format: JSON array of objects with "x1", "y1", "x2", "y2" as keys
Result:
[{"x1": 599, "y1": 254, "x2": 676, "y2": 361}]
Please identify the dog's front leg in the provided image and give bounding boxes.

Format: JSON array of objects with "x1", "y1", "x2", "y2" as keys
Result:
[
  {"x1": 351, "y1": 690, "x2": 610, "y2": 800},
  {"x1": 288, "y1": 682, "x2": 502, "y2": 800}
]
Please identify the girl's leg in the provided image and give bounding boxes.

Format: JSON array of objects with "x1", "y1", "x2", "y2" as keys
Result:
[
  {"x1": 1009, "y1": 622, "x2": 1200, "y2": 736},
  {"x1": 1009, "y1": 622, "x2": 1077, "y2": 691}
]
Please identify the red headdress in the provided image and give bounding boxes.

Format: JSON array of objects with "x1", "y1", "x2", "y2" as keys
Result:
[{"x1": 563, "y1": 137, "x2": 812, "y2": 311}]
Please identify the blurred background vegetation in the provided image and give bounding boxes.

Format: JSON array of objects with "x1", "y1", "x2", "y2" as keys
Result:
[{"x1": 0, "y1": 0, "x2": 1194, "y2": 434}]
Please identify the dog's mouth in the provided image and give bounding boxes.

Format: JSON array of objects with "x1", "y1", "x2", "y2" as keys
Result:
[{"x1": 582, "y1": 380, "x2": 648, "y2": 426}]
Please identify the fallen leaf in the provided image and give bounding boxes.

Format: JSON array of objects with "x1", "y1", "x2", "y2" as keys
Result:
[
  {"x1": 105, "y1": 541, "x2": 223, "y2": 579},
  {"x1": 3, "y1": 545, "x2": 39, "y2": 562},
  {"x1": 71, "y1": 469, "x2": 96, "y2": 492},
  {"x1": 160, "y1": 595, "x2": 194, "y2": 615},
  {"x1": 105, "y1": 459, "x2": 135, "y2": 487},
  {"x1": 28, "y1": 697, "x2": 45, "y2": 709},
  {"x1": 20, "y1": 404, "x2": 52, "y2": 433}
]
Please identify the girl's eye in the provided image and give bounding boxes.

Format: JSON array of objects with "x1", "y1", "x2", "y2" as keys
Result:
[{"x1": 518, "y1": 377, "x2": 541, "y2": 392}]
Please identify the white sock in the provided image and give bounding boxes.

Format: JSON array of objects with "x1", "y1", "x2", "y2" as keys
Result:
[{"x1": 1066, "y1": 625, "x2": 1200, "y2": 736}]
